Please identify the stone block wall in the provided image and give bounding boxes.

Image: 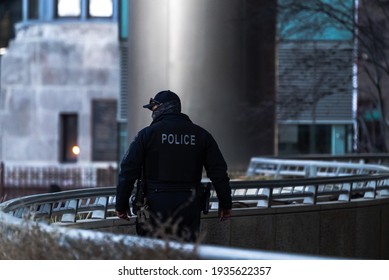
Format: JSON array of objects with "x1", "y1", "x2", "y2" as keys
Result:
[
  {"x1": 74, "y1": 198, "x2": 389, "y2": 259},
  {"x1": 201, "y1": 199, "x2": 389, "y2": 259},
  {"x1": 0, "y1": 22, "x2": 119, "y2": 163}
]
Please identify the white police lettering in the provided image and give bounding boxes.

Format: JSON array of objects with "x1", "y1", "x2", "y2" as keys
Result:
[{"x1": 161, "y1": 133, "x2": 196, "y2": 145}]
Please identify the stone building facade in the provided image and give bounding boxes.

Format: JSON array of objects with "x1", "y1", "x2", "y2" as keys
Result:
[
  {"x1": 0, "y1": 21, "x2": 119, "y2": 167},
  {"x1": 0, "y1": 1, "x2": 120, "y2": 196}
]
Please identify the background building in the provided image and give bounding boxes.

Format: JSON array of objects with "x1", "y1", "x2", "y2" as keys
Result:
[
  {"x1": 276, "y1": 0, "x2": 356, "y2": 155},
  {"x1": 119, "y1": 0, "x2": 359, "y2": 168},
  {"x1": 0, "y1": 0, "x2": 119, "y2": 195},
  {"x1": 2, "y1": 0, "x2": 387, "y2": 196},
  {"x1": 357, "y1": 0, "x2": 389, "y2": 153}
]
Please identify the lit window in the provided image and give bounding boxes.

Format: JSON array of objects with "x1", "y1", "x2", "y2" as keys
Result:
[
  {"x1": 57, "y1": 0, "x2": 81, "y2": 17},
  {"x1": 89, "y1": 0, "x2": 113, "y2": 17}
]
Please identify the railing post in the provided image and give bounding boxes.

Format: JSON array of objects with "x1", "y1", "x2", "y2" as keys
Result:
[
  {"x1": 0, "y1": 162, "x2": 4, "y2": 199},
  {"x1": 257, "y1": 187, "x2": 271, "y2": 208},
  {"x1": 305, "y1": 165, "x2": 317, "y2": 177},
  {"x1": 303, "y1": 184, "x2": 317, "y2": 205},
  {"x1": 339, "y1": 183, "x2": 351, "y2": 201}
]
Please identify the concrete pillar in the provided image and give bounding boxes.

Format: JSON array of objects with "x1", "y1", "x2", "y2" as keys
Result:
[{"x1": 127, "y1": 0, "x2": 276, "y2": 170}]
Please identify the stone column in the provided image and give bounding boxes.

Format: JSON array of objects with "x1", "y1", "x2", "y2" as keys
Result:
[{"x1": 127, "y1": 0, "x2": 276, "y2": 170}]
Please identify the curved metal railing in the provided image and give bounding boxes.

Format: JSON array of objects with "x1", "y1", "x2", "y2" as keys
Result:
[
  {"x1": 2, "y1": 173, "x2": 389, "y2": 223},
  {"x1": 2, "y1": 156, "x2": 389, "y2": 259},
  {"x1": 274, "y1": 153, "x2": 389, "y2": 165},
  {"x1": 2, "y1": 156, "x2": 389, "y2": 223},
  {"x1": 246, "y1": 157, "x2": 389, "y2": 178}
]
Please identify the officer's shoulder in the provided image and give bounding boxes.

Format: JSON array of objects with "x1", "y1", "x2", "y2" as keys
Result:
[
  {"x1": 191, "y1": 122, "x2": 213, "y2": 138},
  {"x1": 131, "y1": 126, "x2": 152, "y2": 141},
  {"x1": 139, "y1": 126, "x2": 154, "y2": 138}
]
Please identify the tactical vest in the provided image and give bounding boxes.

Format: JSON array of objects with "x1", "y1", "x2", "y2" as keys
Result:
[{"x1": 143, "y1": 117, "x2": 206, "y2": 184}]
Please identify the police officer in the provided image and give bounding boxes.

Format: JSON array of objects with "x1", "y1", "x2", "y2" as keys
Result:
[{"x1": 115, "y1": 90, "x2": 232, "y2": 242}]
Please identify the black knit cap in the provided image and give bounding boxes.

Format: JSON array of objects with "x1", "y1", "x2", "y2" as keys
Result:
[{"x1": 143, "y1": 90, "x2": 180, "y2": 110}]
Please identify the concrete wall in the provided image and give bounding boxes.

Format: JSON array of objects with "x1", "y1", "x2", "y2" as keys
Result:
[
  {"x1": 203, "y1": 200, "x2": 389, "y2": 259},
  {"x1": 70, "y1": 197, "x2": 389, "y2": 259}
]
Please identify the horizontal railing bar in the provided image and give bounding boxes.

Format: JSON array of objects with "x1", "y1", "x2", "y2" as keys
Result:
[
  {"x1": 246, "y1": 157, "x2": 389, "y2": 178},
  {"x1": 262, "y1": 153, "x2": 389, "y2": 162},
  {"x1": 0, "y1": 187, "x2": 115, "y2": 212}
]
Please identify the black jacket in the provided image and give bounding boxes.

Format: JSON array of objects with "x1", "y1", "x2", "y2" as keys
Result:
[{"x1": 115, "y1": 113, "x2": 232, "y2": 211}]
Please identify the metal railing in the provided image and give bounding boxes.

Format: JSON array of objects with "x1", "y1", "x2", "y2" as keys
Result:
[
  {"x1": 246, "y1": 157, "x2": 389, "y2": 178},
  {"x1": 0, "y1": 161, "x2": 117, "y2": 199},
  {"x1": 2, "y1": 174, "x2": 389, "y2": 223},
  {"x1": 3, "y1": 156, "x2": 389, "y2": 259},
  {"x1": 1, "y1": 155, "x2": 388, "y2": 198},
  {"x1": 275, "y1": 153, "x2": 389, "y2": 165}
]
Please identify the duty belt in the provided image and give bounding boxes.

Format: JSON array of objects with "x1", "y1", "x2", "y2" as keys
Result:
[{"x1": 147, "y1": 183, "x2": 198, "y2": 193}]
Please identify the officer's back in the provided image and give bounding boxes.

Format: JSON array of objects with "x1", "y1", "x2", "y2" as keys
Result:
[
  {"x1": 144, "y1": 112, "x2": 207, "y2": 184},
  {"x1": 115, "y1": 90, "x2": 232, "y2": 242}
]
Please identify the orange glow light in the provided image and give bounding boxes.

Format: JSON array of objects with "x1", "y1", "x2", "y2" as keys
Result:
[{"x1": 72, "y1": 145, "x2": 80, "y2": 155}]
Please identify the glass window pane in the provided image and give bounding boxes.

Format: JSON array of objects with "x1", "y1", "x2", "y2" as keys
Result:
[
  {"x1": 57, "y1": 0, "x2": 81, "y2": 17},
  {"x1": 89, "y1": 0, "x2": 113, "y2": 17},
  {"x1": 120, "y1": 0, "x2": 128, "y2": 39},
  {"x1": 278, "y1": 0, "x2": 353, "y2": 40}
]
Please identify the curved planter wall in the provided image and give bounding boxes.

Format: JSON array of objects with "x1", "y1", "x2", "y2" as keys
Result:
[{"x1": 68, "y1": 197, "x2": 389, "y2": 259}]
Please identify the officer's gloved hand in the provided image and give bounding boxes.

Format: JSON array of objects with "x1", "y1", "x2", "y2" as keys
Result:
[
  {"x1": 117, "y1": 210, "x2": 131, "y2": 221},
  {"x1": 218, "y1": 208, "x2": 232, "y2": 221}
]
